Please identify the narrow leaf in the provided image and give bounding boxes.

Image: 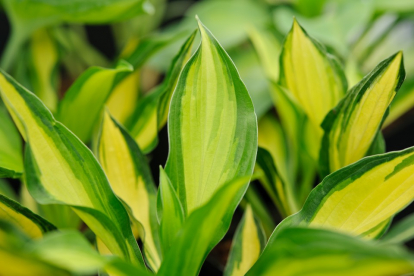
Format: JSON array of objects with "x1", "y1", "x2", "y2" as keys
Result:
[
  {"x1": 382, "y1": 214, "x2": 414, "y2": 245},
  {"x1": 224, "y1": 205, "x2": 265, "y2": 276},
  {"x1": 97, "y1": 110, "x2": 160, "y2": 270},
  {"x1": 0, "y1": 70, "x2": 145, "y2": 266},
  {"x1": 249, "y1": 27, "x2": 281, "y2": 81},
  {"x1": 56, "y1": 61, "x2": 133, "y2": 142},
  {"x1": 28, "y1": 29, "x2": 59, "y2": 113},
  {"x1": 0, "y1": 194, "x2": 56, "y2": 239},
  {"x1": 320, "y1": 52, "x2": 405, "y2": 176},
  {"x1": 157, "y1": 167, "x2": 185, "y2": 256},
  {"x1": 165, "y1": 19, "x2": 257, "y2": 215}
]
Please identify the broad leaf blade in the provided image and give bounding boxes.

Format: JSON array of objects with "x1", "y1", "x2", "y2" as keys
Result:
[
  {"x1": 157, "y1": 176, "x2": 252, "y2": 276},
  {"x1": 165, "y1": 19, "x2": 257, "y2": 215},
  {"x1": 248, "y1": 227, "x2": 414, "y2": 276},
  {"x1": 0, "y1": 70, "x2": 145, "y2": 266},
  {"x1": 224, "y1": 205, "x2": 265, "y2": 276},
  {"x1": 97, "y1": 110, "x2": 161, "y2": 270},
  {"x1": 56, "y1": 61, "x2": 133, "y2": 142},
  {"x1": 0, "y1": 194, "x2": 56, "y2": 239},
  {"x1": 320, "y1": 52, "x2": 405, "y2": 176}
]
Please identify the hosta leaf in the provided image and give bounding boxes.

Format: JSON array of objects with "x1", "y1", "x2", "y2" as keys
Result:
[
  {"x1": 255, "y1": 147, "x2": 293, "y2": 218},
  {"x1": 382, "y1": 214, "x2": 414, "y2": 245},
  {"x1": 97, "y1": 110, "x2": 160, "y2": 270},
  {"x1": 0, "y1": 105, "x2": 23, "y2": 178},
  {"x1": 272, "y1": 146, "x2": 414, "y2": 239},
  {"x1": 0, "y1": 70, "x2": 145, "y2": 266},
  {"x1": 384, "y1": 79, "x2": 414, "y2": 127},
  {"x1": 248, "y1": 227, "x2": 414, "y2": 276},
  {"x1": 165, "y1": 19, "x2": 257, "y2": 215},
  {"x1": 125, "y1": 30, "x2": 197, "y2": 153},
  {"x1": 106, "y1": 70, "x2": 140, "y2": 124},
  {"x1": 224, "y1": 205, "x2": 265, "y2": 276},
  {"x1": 56, "y1": 61, "x2": 133, "y2": 143},
  {"x1": 157, "y1": 168, "x2": 184, "y2": 256},
  {"x1": 0, "y1": 247, "x2": 70, "y2": 276},
  {"x1": 248, "y1": 27, "x2": 281, "y2": 81},
  {"x1": 29, "y1": 230, "x2": 152, "y2": 276},
  {"x1": 3, "y1": 0, "x2": 152, "y2": 25},
  {"x1": 28, "y1": 29, "x2": 59, "y2": 113},
  {"x1": 0, "y1": 194, "x2": 56, "y2": 239},
  {"x1": 258, "y1": 114, "x2": 290, "y2": 186},
  {"x1": 280, "y1": 19, "x2": 347, "y2": 125},
  {"x1": 279, "y1": 19, "x2": 347, "y2": 152},
  {"x1": 1, "y1": 0, "x2": 152, "y2": 71},
  {"x1": 158, "y1": 176, "x2": 252, "y2": 276},
  {"x1": 320, "y1": 52, "x2": 405, "y2": 176},
  {"x1": 107, "y1": 31, "x2": 185, "y2": 126}
]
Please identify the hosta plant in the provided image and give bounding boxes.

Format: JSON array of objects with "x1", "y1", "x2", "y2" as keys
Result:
[{"x1": 1, "y1": 13, "x2": 414, "y2": 276}]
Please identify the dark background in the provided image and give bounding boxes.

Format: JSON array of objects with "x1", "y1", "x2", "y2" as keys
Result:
[{"x1": 1, "y1": 0, "x2": 414, "y2": 274}]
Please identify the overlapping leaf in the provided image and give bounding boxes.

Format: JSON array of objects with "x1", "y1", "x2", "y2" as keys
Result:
[
  {"x1": 0, "y1": 104, "x2": 23, "y2": 178},
  {"x1": 57, "y1": 61, "x2": 133, "y2": 142},
  {"x1": 270, "y1": 146, "x2": 414, "y2": 240},
  {"x1": 0, "y1": 194, "x2": 56, "y2": 239},
  {"x1": 157, "y1": 176, "x2": 252, "y2": 276},
  {"x1": 249, "y1": 227, "x2": 414, "y2": 276},
  {"x1": 224, "y1": 205, "x2": 265, "y2": 276},
  {"x1": 279, "y1": 19, "x2": 347, "y2": 160},
  {"x1": 0, "y1": 70, "x2": 145, "y2": 266},
  {"x1": 97, "y1": 110, "x2": 160, "y2": 270},
  {"x1": 157, "y1": 168, "x2": 184, "y2": 256},
  {"x1": 125, "y1": 30, "x2": 197, "y2": 153},
  {"x1": 320, "y1": 52, "x2": 405, "y2": 176}
]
